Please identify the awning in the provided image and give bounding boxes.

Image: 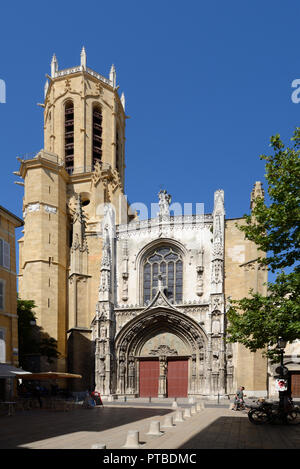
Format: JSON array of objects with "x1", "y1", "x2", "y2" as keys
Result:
[
  {"x1": 16, "y1": 372, "x2": 82, "y2": 380},
  {"x1": 0, "y1": 364, "x2": 32, "y2": 378}
]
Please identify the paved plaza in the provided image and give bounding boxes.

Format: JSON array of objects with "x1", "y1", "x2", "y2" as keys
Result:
[{"x1": 1, "y1": 399, "x2": 300, "y2": 450}]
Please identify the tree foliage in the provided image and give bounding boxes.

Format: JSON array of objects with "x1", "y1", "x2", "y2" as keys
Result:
[
  {"x1": 17, "y1": 298, "x2": 60, "y2": 369},
  {"x1": 227, "y1": 129, "x2": 300, "y2": 360}
]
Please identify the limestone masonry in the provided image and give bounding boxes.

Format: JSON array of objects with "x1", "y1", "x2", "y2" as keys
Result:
[{"x1": 17, "y1": 50, "x2": 275, "y2": 398}]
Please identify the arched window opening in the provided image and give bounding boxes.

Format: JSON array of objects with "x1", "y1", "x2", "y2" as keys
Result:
[
  {"x1": 93, "y1": 105, "x2": 102, "y2": 169},
  {"x1": 65, "y1": 101, "x2": 74, "y2": 175},
  {"x1": 143, "y1": 246, "x2": 183, "y2": 305}
]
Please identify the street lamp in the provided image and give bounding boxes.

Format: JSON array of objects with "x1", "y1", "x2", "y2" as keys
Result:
[{"x1": 277, "y1": 337, "x2": 287, "y2": 410}]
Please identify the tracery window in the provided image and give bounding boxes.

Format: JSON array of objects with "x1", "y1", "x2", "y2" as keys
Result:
[{"x1": 143, "y1": 246, "x2": 183, "y2": 305}]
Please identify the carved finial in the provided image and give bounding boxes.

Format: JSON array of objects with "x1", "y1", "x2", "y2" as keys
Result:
[
  {"x1": 109, "y1": 64, "x2": 116, "y2": 88},
  {"x1": 51, "y1": 54, "x2": 58, "y2": 78},
  {"x1": 80, "y1": 46, "x2": 86, "y2": 70},
  {"x1": 44, "y1": 80, "x2": 49, "y2": 99},
  {"x1": 121, "y1": 92, "x2": 125, "y2": 111},
  {"x1": 250, "y1": 181, "x2": 264, "y2": 210}
]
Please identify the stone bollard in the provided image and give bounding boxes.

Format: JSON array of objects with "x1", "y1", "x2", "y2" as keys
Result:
[
  {"x1": 91, "y1": 444, "x2": 106, "y2": 449},
  {"x1": 184, "y1": 407, "x2": 192, "y2": 418},
  {"x1": 196, "y1": 402, "x2": 205, "y2": 411},
  {"x1": 146, "y1": 420, "x2": 163, "y2": 436},
  {"x1": 174, "y1": 409, "x2": 184, "y2": 423},
  {"x1": 191, "y1": 405, "x2": 197, "y2": 415},
  {"x1": 172, "y1": 400, "x2": 178, "y2": 409},
  {"x1": 196, "y1": 402, "x2": 202, "y2": 412},
  {"x1": 122, "y1": 430, "x2": 142, "y2": 448},
  {"x1": 162, "y1": 415, "x2": 175, "y2": 428}
]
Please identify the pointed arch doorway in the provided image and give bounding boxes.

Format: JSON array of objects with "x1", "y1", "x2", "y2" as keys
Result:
[{"x1": 115, "y1": 306, "x2": 207, "y2": 398}]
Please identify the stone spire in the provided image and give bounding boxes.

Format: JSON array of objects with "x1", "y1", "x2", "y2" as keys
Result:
[
  {"x1": 109, "y1": 64, "x2": 116, "y2": 88},
  {"x1": 250, "y1": 181, "x2": 264, "y2": 210},
  {"x1": 80, "y1": 46, "x2": 87, "y2": 70},
  {"x1": 51, "y1": 53, "x2": 58, "y2": 78}
]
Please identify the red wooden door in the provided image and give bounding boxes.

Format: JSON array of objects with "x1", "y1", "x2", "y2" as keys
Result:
[
  {"x1": 291, "y1": 373, "x2": 300, "y2": 397},
  {"x1": 139, "y1": 360, "x2": 159, "y2": 397},
  {"x1": 167, "y1": 359, "x2": 188, "y2": 397}
]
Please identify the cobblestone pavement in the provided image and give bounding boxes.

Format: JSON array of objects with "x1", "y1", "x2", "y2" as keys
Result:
[{"x1": 0, "y1": 403, "x2": 300, "y2": 449}]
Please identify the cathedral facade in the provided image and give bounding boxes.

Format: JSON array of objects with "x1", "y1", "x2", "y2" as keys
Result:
[{"x1": 17, "y1": 50, "x2": 269, "y2": 398}]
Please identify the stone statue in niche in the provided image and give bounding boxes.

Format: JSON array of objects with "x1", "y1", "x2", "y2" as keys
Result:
[
  {"x1": 128, "y1": 357, "x2": 135, "y2": 391},
  {"x1": 159, "y1": 358, "x2": 167, "y2": 376},
  {"x1": 100, "y1": 325, "x2": 107, "y2": 339},
  {"x1": 119, "y1": 360, "x2": 125, "y2": 377},
  {"x1": 196, "y1": 266, "x2": 204, "y2": 296},
  {"x1": 192, "y1": 354, "x2": 197, "y2": 377},
  {"x1": 212, "y1": 317, "x2": 221, "y2": 334},
  {"x1": 212, "y1": 353, "x2": 219, "y2": 373},
  {"x1": 99, "y1": 358, "x2": 105, "y2": 376}
]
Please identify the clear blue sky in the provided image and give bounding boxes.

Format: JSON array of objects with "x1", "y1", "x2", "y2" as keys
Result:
[{"x1": 1, "y1": 0, "x2": 299, "y2": 223}]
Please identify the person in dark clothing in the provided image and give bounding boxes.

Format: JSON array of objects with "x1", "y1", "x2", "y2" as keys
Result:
[
  {"x1": 233, "y1": 386, "x2": 245, "y2": 410},
  {"x1": 33, "y1": 384, "x2": 43, "y2": 408},
  {"x1": 91, "y1": 390, "x2": 104, "y2": 407}
]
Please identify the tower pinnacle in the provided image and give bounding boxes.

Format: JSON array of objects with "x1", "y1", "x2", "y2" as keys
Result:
[
  {"x1": 80, "y1": 46, "x2": 87, "y2": 70},
  {"x1": 109, "y1": 64, "x2": 116, "y2": 88},
  {"x1": 51, "y1": 54, "x2": 58, "y2": 78}
]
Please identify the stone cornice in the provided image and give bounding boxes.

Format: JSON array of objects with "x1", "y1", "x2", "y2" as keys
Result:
[
  {"x1": 19, "y1": 150, "x2": 69, "y2": 182},
  {"x1": 117, "y1": 214, "x2": 213, "y2": 238}
]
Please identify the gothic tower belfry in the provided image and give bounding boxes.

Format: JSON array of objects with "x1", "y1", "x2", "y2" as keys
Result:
[{"x1": 17, "y1": 50, "x2": 130, "y2": 383}]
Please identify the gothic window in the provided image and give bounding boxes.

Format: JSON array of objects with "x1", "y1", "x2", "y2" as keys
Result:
[
  {"x1": 92, "y1": 105, "x2": 102, "y2": 169},
  {"x1": 143, "y1": 246, "x2": 183, "y2": 305},
  {"x1": 64, "y1": 100, "x2": 74, "y2": 175},
  {"x1": 0, "y1": 280, "x2": 4, "y2": 310}
]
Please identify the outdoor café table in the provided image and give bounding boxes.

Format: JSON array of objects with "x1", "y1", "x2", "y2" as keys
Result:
[{"x1": 1, "y1": 402, "x2": 16, "y2": 416}]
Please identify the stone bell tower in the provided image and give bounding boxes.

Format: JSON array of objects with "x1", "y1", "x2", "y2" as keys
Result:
[{"x1": 17, "y1": 49, "x2": 129, "y2": 385}]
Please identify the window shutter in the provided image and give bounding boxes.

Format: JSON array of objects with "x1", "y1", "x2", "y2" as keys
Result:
[
  {"x1": 0, "y1": 282, "x2": 3, "y2": 310},
  {"x1": 3, "y1": 241, "x2": 10, "y2": 269},
  {"x1": 0, "y1": 239, "x2": 3, "y2": 266},
  {"x1": 0, "y1": 329, "x2": 5, "y2": 363}
]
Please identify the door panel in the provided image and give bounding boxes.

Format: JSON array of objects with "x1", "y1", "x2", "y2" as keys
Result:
[
  {"x1": 291, "y1": 372, "x2": 300, "y2": 397},
  {"x1": 139, "y1": 360, "x2": 159, "y2": 397},
  {"x1": 167, "y1": 359, "x2": 188, "y2": 397}
]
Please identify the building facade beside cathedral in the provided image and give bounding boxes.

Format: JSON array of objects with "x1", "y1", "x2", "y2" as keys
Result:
[{"x1": 16, "y1": 50, "x2": 276, "y2": 399}]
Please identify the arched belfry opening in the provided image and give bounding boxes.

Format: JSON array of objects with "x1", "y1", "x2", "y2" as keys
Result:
[
  {"x1": 92, "y1": 104, "x2": 102, "y2": 169},
  {"x1": 115, "y1": 307, "x2": 208, "y2": 398},
  {"x1": 64, "y1": 100, "x2": 74, "y2": 174}
]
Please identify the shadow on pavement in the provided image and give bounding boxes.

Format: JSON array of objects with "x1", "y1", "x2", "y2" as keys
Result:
[
  {"x1": 0, "y1": 406, "x2": 172, "y2": 449},
  {"x1": 179, "y1": 414, "x2": 300, "y2": 449}
]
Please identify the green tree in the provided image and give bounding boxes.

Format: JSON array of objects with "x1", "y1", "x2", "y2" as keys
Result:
[
  {"x1": 17, "y1": 298, "x2": 60, "y2": 369},
  {"x1": 227, "y1": 128, "x2": 300, "y2": 361}
]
